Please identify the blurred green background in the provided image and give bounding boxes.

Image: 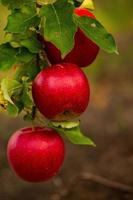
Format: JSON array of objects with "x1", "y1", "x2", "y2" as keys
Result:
[{"x1": 0, "y1": 0, "x2": 133, "y2": 199}]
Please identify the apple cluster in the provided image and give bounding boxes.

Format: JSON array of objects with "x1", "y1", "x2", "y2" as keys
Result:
[{"x1": 7, "y1": 8, "x2": 99, "y2": 182}]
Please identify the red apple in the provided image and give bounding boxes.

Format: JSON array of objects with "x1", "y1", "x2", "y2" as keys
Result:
[
  {"x1": 7, "y1": 127, "x2": 65, "y2": 182},
  {"x1": 43, "y1": 8, "x2": 99, "y2": 68},
  {"x1": 32, "y1": 63, "x2": 90, "y2": 121}
]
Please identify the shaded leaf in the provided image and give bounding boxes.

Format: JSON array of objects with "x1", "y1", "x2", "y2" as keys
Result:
[
  {"x1": 5, "y1": 6, "x2": 40, "y2": 33},
  {"x1": 15, "y1": 48, "x2": 34, "y2": 63},
  {"x1": 0, "y1": 44, "x2": 18, "y2": 70},
  {"x1": 1, "y1": 0, "x2": 35, "y2": 9},
  {"x1": 4, "y1": 32, "x2": 41, "y2": 53},
  {"x1": 14, "y1": 61, "x2": 40, "y2": 81},
  {"x1": 21, "y1": 81, "x2": 33, "y2": 109},
  {"x1": 0, "y1": 44, "x2": 35, "y2": 71},
  {"x1": 20, "y1": 35, "x2": 41, "y2": 53}
]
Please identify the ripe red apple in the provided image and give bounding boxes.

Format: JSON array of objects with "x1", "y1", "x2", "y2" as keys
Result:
[
  {"x1": 43, "y1": 8, "x2": 99, "y2": 67},
  {"x1": 7, "y1": 127, "x2": 65, "y2": 182},
  {"x1": 32, "y1": 63, "x2": 90, "y2": 121}
]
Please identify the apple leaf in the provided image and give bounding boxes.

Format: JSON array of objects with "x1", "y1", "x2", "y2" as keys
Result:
[
  {"x1": 37, "y1": 0, "x2": 57, "y2": 5},
  {"x1": 50, "y1": 122, "x2": 95, "y2": 146},
  {"x1": 20, "y1": 35, "x2": 41, "y2": 54},
  {"x1": 0, "y1": 44, "x2": 18, "y2": 70},
  {"x1": 21, "y1": 81, "x2": 33, "y2": 109},
  {"x1": 4, "y1": 32, "x2": 42, "y2": 54},
  {"x1": 51, "y1": 121, "x2": 80, "y2": 129},
  {"x1": 14, "y1": 62, "x2": 40, "y2": 81},
  {"x1": 15, "y1": 47, "x2": 35, "y2": 63},
  {"x1": 5, "y1": 6, "x2": 40, "y2": 33},
  {"x1": 0, "y1": 44, "x2": 36, "y2": 71},
  {"x1": 1, "y1": 0, "x2": 35, "y2": 9},
  {"x1": 0, "y1": 78, "x2": 34, "y2": 116},
  {"x1": 1, "y1": 78, "x2": 23, "y2": 116},
  {"x1": 40, "y1": 0, "x2": 77, "y2": 57},
  {"x1": 6, "y1": 102, "x2": 19, "y2": 117},
  {"x1": 74, "y1": 15, "x2": 118, "y2": 54},
  {"x1": 1, "y1": 78, "x2": 22, "y2": 104}
]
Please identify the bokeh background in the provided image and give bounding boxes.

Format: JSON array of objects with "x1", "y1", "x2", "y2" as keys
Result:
[{"x1": 0, "y1": 0, "x2": 133, "y2": 199}]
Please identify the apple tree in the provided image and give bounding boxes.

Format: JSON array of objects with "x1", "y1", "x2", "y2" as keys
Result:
[{"x1": 0, "y1": 0, "x2": 118, "y2": 182}]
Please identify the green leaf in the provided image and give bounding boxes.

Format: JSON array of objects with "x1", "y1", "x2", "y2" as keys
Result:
[
  {"x1": 37, "y1": 0, "x2": 57, "y2": 5},
  {"x1": 1, "y1": 0, "x2": 35, "y2": 10},
  {"x1": 1, "y1": 78, "x2": 23, "y2": 116},
  {"x1": 15, "y1": 48, "x2": 34, "y2": 63},
  {"x1": 0, "y1": 44, "x2": 35, "y2": 71},
  {"x1": 74, "y1": 15, "x2": 118, "y2": 54},
  {"x1": 21, "y1": 81, "x2": 33, "y2": 109},
  {"x1": 1, "y1": 78, "x2": 22, "y2": 104},
  {"x1": 0, "y1": 43, "x2": 17, "y2": 70},
  {"x1": 20, "y1": 35, "x2": 41, "y2": 53},
  {"x1": 40, "y1": 0, "x2": 77, "y2": 57},
  {"x1": 14, "y1": 61, "x2": 40, "y2": 81},
  {"x1": 6, "y1": 102, "x2": 19, "y2": 117},
  {"x1": 4, "y1": 32, "x2": 41, "y2": 53},
  {"x1": 5, "y1": 6, "x2": 40, "y2": 33},
  {"x1": 50, "y1": 122, "x2": 95, "y2": 146},
  {"x1": 51, "y1": 120, "x2": 80, "y2": 129}
]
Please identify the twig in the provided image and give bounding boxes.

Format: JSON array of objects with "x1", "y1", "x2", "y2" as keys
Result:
[
  {"x1": 50, "y1": 172, "x2": 133, "y2": 200},
  {"x1": 81, "y1": 172, "x2": 133, "y2": 192}
]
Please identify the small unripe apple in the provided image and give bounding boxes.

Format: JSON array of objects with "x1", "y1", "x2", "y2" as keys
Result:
[
  {"x1": 32, "y1": 63, "x2": 90, "y2": 121},
  {"x1": 7, "y1": 127, "x2": 65, "y2": 182},
  {"x1": 43, "y1": 8, "x2": 99, "y2": 67}
]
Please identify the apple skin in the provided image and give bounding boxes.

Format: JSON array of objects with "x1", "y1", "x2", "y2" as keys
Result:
[
  {"x1": 32, "y1": 63, "x2": 90, "y2": 121},
  {"x1": 43, "y1": 8, "x2": 99, "y2": 68},
  {"x1": 7, "y1": 127, "x2": 65, "y2": 182}
]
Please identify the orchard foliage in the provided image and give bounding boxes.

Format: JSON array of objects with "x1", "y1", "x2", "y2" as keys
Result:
[{"x1": 0, "y1": 0, "x2": 117, "y2": 146}]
